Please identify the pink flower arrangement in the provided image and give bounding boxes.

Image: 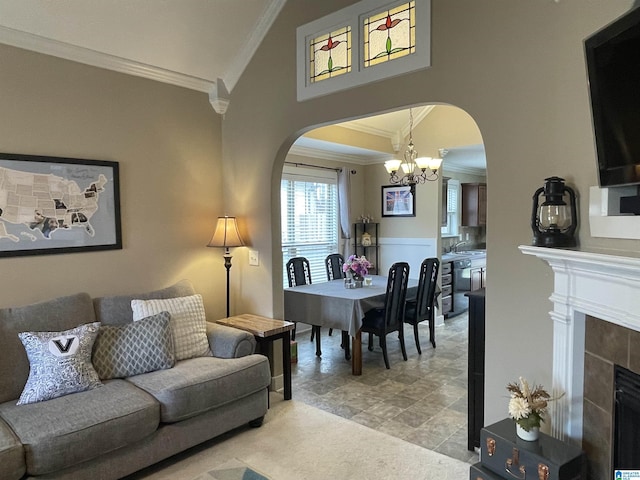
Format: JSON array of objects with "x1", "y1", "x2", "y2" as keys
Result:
[{"x1": 343, "y1": 255, "x2": 372, "y2": 279}]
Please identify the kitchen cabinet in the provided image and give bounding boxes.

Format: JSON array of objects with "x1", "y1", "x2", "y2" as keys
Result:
[
  {"x1": 441, "y1": 261, "x2": 453, "y2": 316},
  {"x1": 469, "y1": 256, "x2": 487, "y2": 291},
  {"x1": 353, "y1": 223, "x2": 379, "y2": 274},
  {"x1": 461, "y1": 182, "x2": 487, "y2": 226},
  {"x1": 470, "y1": 266, "x2": 486, "y2": 291}
]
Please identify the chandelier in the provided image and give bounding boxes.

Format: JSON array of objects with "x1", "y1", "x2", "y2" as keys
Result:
[{"x1": 384, "y1": 108, "x2": 442, "y2": 190}]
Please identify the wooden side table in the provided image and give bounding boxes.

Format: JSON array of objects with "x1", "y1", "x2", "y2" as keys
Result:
[{"x1": 216, "y1": 314, "x2": 294, "y2": 400}]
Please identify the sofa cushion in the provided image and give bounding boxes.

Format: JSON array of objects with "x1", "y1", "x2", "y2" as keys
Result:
[
  {"x1": 93, "y1": 279, "x2": 196, "y2": 326},
  {"x1": 0, "y1": 417, "x2": 25, "y2": 480},
  {"x1": 0, "y1": 379, "x2": 159, "y2": 476},
  {"x1": 131, "y1": 294, "x2": 212, "y2": 361},
  {"x1": 92, "y1": 311, "x2": 175, "y2": 379},
  {"x1": 17, "y1": 322, "x2": 102, "y2": 405},
  {"x1": 125, "y1": 355, "x2": 270, "y2": 423},
  {"x1": 0, "y1": 292, "x2": 97, "y2": 404}
]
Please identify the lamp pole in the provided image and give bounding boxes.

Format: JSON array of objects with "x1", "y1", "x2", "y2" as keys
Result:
[{"x1": 223, "y1": 249, "x2": 232, "y2": 318}]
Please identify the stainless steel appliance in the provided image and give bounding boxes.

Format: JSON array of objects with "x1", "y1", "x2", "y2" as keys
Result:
[{"x1": 451, "y1": 257, "x2": 472, "y2": 315}]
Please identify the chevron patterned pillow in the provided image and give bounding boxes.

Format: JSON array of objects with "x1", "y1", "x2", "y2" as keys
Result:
[{"x1": 92, "y1": 311, "x2": 175, "y2": 380}]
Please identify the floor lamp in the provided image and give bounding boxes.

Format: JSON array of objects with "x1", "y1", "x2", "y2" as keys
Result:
[{"x1": 207, "y1": 216, "x2": 245, "y2": 318}]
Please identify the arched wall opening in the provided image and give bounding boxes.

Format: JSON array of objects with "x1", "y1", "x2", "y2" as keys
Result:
[{"x1": 272, "y1": 103, "x2": 486, "y2": 302}]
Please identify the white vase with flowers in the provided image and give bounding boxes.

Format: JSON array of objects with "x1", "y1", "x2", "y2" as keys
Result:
[{"x1": 507, "y1": 377, "x2": 561, "y2": 441}]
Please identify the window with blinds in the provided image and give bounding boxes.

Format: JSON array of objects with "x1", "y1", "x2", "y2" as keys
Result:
[
  {"x1": 281, "y1": 167, "x2": 339, "y2": 286},
  {"x1": 441, "y1": 179, "x2": 460, "y2": 236}
]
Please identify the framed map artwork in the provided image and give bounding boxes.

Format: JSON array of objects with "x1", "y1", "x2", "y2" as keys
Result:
[
  {"x1": 381, "y1": 185, "x2": 415, "y2": 217},
  {"x1": 0, "y1": 153, "x2": 122, "y2": 257}
]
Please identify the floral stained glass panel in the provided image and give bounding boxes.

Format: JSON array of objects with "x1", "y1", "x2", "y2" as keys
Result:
[
  {"x1": 363, "y1": 1, "x2": 415, "y2": 68},
  {"x1": 309, "y1": 26, "x2": 352, "y2": 83}
]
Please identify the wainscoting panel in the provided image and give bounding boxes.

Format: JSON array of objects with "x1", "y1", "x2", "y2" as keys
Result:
[{"x1": 377, "y1": 237, "x2": 438, "y2": 279}]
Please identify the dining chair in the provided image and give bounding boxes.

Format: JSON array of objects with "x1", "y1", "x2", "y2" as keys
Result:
[
  {"x1": 323, "y1": 253, "x2": 351, "y2": 360},
  {"x1": 404, "y1": 257, "x2": 439, "y2": 353},
  {"x1": 361, "y1": 262, "x2": 410, "y2": 369},
  {"x1": 325, "y1": 253, "x2": 345, "y2": 281},
  {"x1": 323, "y1": 253, "x2": 345, "y2": 338},
  {"x1": 286, "y1": 256, "x2": 321, "y2": 356}
]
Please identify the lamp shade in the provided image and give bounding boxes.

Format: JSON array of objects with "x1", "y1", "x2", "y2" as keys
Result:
[{"x1": 207, "y1": 216, "x2": 245, "y2": 248}]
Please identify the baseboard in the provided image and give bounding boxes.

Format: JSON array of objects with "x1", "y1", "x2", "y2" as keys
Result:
[{"x1": 270, "y1": 373, "x2": 284, "y2": 394}]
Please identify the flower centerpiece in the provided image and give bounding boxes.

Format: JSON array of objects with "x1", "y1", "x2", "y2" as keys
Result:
[
  {"x1": 507, "y1": 377, "x2": 559, "y2": 440},
  {"x1": 342, "y1": 255, "x2": 372, "y2": 282}
]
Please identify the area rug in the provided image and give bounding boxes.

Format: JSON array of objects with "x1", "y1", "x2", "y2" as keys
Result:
[{"x1": 131, "y1": 396, "x2": 469, "y2": 480}]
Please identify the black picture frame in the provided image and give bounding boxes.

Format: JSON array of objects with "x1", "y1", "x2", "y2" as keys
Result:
[
  {"x1": 0, "y1": 153, "x2": 122, "y2": 257},
  {"x1": 381, "y1": 185, "x2": 416, "y2": 217}
]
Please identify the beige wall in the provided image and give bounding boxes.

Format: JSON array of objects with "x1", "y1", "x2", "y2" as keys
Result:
[
  {"x1": 225, "y1": 0, "x2": 636, "y2": 427},
  {"x1": 1, "y1": 0, "x2": 634, "y2": 431},
  {"x1": 0, "y1": 44, "x2": 228, "y2": 318}
]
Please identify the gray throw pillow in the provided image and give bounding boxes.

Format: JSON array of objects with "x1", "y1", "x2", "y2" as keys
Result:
[
  {"x1": 17, "y1": 322, "x2": 102, "y2": 405},
  {"x1": 92, "y1": 311, "x2": 175, "y2": 379},
  {"x1": 131, "y1": 294, "x2": 212, "y2": 361}
]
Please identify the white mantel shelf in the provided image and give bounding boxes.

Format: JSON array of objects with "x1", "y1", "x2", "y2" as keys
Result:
[{"x1": 519, "y1": 245, "x2": 640, "y2": 444}]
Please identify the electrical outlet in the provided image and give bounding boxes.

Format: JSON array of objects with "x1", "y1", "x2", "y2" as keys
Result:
[{"x1": 249, "y1": 250, "x2": 259, "y2": 266}]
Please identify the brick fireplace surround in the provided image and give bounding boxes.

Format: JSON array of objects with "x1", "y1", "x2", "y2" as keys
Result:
[{"x1": 520, "y1": 246, "x2": 640, "y2": 479}]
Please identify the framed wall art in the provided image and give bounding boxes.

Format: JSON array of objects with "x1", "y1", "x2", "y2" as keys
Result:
[
  {"x1": 0, "y1": 153, "x2": 122, "y2": 257},
  {"x1": 381, "y1": 184, "x2": 415, "y2": 217}
]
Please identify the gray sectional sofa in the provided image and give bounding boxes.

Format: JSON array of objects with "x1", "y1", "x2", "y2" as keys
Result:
[{"x1": 0, "y1": 280, "x2": 271, "y2": 480}]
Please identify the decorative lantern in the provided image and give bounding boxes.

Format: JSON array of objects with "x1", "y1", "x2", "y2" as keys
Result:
[
  {"x1": 531, "y1": 176, "x2": 577, "y2": 248},
  {"x1": 361, "y1": 232, "x2": 372, "y2": 247}
]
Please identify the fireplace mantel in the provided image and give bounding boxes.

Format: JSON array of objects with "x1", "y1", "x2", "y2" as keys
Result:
[{"x1": 519, "y1": 245, "x2": 640, "y2": 444}]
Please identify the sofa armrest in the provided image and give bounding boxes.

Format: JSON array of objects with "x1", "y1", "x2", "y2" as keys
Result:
[{"x1": 206, "y1": 322, "x2": 256, "y2": 358}]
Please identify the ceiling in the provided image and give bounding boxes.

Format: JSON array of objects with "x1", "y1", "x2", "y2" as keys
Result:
[
  {"x1": 293, "y1": 108, "x2": 487, "y2": 174},
  {"x1": 0, "y1": 0, "x2": 286, "y2": 93},
  {"x1": 0, "y1": 1, "x2": 485, "y2": 173}
]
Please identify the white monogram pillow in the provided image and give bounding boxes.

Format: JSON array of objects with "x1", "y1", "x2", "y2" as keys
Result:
[{"x1": 17, "y1": 322, "x2": 102, "y2": 405}]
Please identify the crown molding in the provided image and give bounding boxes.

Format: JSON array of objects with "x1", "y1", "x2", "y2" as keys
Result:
[
  {"x1": 0, "y1": 25, "x2": 214, "y2": 93},
  {"x1": 224, "y1": 0, "x2": 286, "y2": 92},
  {"x1": 339, "y1": 106, "x2": 436, "y2": 139},
  {"x1": 288, "y1": 144, "x2": 390, "y2": 165},
  {"x1": 442, "y1": 164, "x2": 486, "y2": 176}
]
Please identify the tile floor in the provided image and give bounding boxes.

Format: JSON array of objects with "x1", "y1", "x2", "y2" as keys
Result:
[{"x1": 291, "y1": 312, "x2": 479, "y2": 464}]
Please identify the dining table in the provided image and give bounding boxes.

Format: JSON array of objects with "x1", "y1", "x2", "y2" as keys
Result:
[{"x1": 284, "y1": 275, "x2": 418, "y2": 375}]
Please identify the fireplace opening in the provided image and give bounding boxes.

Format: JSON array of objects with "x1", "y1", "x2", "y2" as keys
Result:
[{"x1": 613, "y1": 365, "x2": 640, "y2": 470}]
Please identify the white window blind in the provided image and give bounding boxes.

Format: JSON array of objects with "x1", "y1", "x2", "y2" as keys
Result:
[
  {"x1": 281, "y1": 168, "x2": 339, "y2": 286},
  {"x1": 441, "y1": 179, "x2": 460, "y2": 236},
  {"x1": 447, "y1": 180, "x2": 459, "y2": 213}
]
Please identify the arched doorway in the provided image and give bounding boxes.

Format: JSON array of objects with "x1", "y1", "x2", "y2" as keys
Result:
[{"x1": 278, "y1": 104, "x2": 485, "y2": 463}]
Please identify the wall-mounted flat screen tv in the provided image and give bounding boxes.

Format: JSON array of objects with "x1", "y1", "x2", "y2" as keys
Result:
[{"x1": 585, "y1": 6, "x2": 640, "y2": 187}]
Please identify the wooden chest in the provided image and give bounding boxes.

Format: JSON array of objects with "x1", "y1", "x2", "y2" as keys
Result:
[{"x1": 479, "y1": 419, "x2": 586, "y2": 480}]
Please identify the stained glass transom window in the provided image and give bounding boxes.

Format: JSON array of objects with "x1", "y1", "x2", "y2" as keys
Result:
[
  {"x1": 309, "y1": 27, "x2": 352, "y2": 83},
  {"x1": 363, "y1": 1, "x2": 415, "y2": 68},
  {"x1": 296, "y1": 0, "x2": 430, "y2": 101}
]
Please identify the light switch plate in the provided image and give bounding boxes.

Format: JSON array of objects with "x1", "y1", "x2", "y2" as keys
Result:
[{"x1": 249, "y1": 250, "x2": 259, "y2": 266}]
